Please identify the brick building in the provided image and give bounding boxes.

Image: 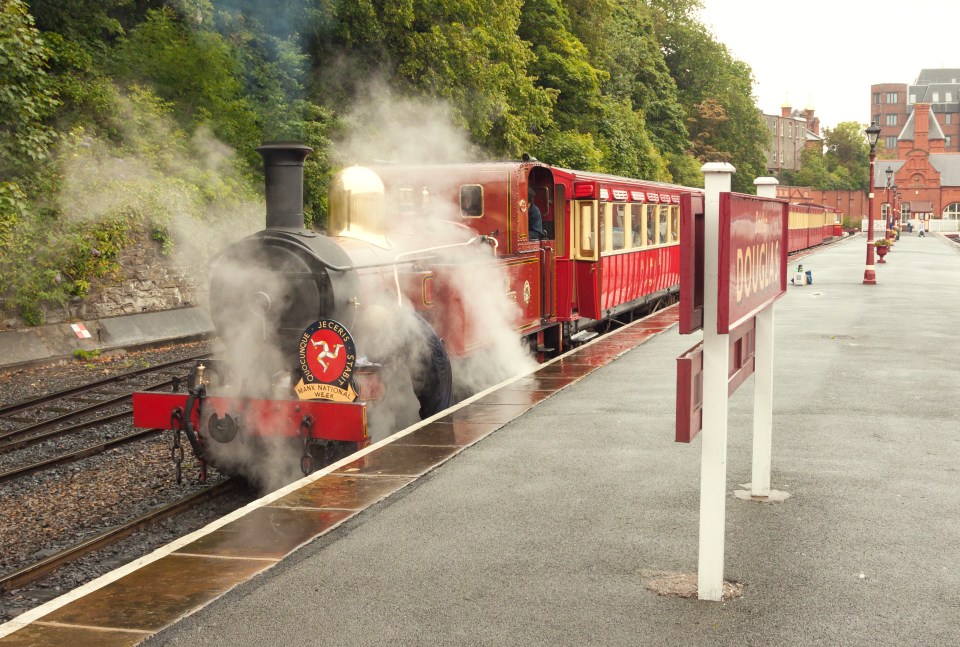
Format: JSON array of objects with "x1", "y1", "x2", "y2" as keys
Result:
[
  {"x1": 777, "y1": 102, "x2": 960, "y2": 229},
  {"x1": 871, "y1": 69, "x2": 960, "y2": 154},
  {"x1": 874, "y1": 102, "x2": 960, "y2": 226},
  {"x1": 762, "y1": 102, "x2": 823, "y2": 175}
]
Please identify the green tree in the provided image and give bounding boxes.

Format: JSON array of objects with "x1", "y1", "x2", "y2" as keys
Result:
[
  {"x1": 823, "y1": 121, "x2": 870, "y2": 190},
  {"x1": 647, "y1": 0, "x2": 767, "y2": 192},
  {"x1": 0, "y1": 0, "x2": 60, "y2": 179},
  {"x1": 305, "y1": 0, "x2": 554, "y2": 158}
]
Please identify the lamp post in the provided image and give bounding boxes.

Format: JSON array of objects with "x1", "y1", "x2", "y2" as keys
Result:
[
  {"x1": 864, "y1": 122, "x2": 881, "y2": 285},
  {"x1": 884, "y1": 166, "x2": 893, "y2": 233},
  {"x1": 889, "y1": 184, "x2": 897, "y2": 231},
  {"x1": 896, "y1": 191, "x2": 902, "y2": 229}
]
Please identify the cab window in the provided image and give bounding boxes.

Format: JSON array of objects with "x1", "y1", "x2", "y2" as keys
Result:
[{"x1": 460, "y1": 184, "x2": 483, "y2": 218}]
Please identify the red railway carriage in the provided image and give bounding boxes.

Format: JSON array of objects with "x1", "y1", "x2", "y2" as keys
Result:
[
  {"x1": 367, "y1": 162, "x2": 694, "y2": 352},
  {"x1": 787, "y1": 203, "x2": 836, "y2": 252}
]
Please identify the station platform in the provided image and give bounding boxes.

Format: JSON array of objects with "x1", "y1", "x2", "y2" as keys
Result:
[
  {"x1": 2, "y1": 232, "x2": 958, "y2": 646},
  {"x1": 0, "y1": 307, "x2": 213, "y2": 373}
]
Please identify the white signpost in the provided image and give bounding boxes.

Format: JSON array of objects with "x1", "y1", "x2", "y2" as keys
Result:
[{"x1": 676, "y1": 166, "x2": 789, "y2": 601}]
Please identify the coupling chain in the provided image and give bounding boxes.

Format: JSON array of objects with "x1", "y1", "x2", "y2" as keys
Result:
[{"x1": 300, "y1": 415, "x2": 315, "y2": 476}]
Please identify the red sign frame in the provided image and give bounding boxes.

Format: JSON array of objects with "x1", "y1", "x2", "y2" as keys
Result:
[
  {"x1": 679, "y1": 192, "x2": 705, "y2": 334},
  {"x1": 675, "y1": 317, "x2": 757, "y2": 443},
  {"x1": 717, "y1": 193, "x2": 788, "y2": 333}
]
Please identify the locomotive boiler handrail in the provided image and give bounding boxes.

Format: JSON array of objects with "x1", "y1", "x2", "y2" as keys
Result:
[{"x1": 392, "y1": 236, "x2": 496, "y2": 306}]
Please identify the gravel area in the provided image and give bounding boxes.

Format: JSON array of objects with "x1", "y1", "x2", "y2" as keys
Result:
[{"x1": 0, "y1": 339, "x2": 259, "y2": 624}]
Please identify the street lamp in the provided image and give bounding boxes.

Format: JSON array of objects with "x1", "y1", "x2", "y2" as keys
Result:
[
  {"x1": 896, "y1": 191, "x2": 902, "y2": 228},
  {"x1": 889, "y1": 184, "x2": 897, "y2": 230},
  {"x1": 864, "y1": 122, "x2": 881, "y2": 285},
  {"x1": 885, "y1": 166, "x2": 893, "y2": 232}
]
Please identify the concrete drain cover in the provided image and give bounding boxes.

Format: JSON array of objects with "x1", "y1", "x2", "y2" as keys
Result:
[{"x1": 733, "y1": 488, "x2": 791, "y2": 502}]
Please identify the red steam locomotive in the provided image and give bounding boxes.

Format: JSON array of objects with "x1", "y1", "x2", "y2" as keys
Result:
[{"x1": 132, "y1": 142, "x2": 835, "y2": 486}]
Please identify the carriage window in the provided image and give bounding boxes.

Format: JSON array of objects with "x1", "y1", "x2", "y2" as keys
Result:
[
  {"x1": 646, "y1": 205, "x2": 656, "y2": 245},
  {"x1": 576, "y1": 201, "x2": 597, "y2": 260},
  {"x1": 670, "y1": 205, "x2": 680, "y2": 242},
  {"x1": 460, "y1": 184, "x2": 483, "y2": 217},
  {"x1": 611, "y1": 203, "x2": 626, "y2": 251},
  {"x1": 630, "y1": 205, "x2": 642, "y2": 248},
  {"x1": 658, "y1": 205, "x2": 669, "y2": 244},
  {"x1": 599, "y1": 206, "x2": 608, "y2": 253}
]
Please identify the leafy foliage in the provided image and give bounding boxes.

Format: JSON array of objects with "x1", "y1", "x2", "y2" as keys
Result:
[
  {"x1": 2, "y1": 0, "x2": 772, "y2": 324},
  {"x1": 781, "y1": 122, "x2": 871, "y2": 191},
  {"x1": 0, "y1": 0, "x2": 60, "y2": 178}
]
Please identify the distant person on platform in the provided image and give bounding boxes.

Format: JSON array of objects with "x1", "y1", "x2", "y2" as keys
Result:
[
  {"x1": 528, "y1": 186, "x2": 544, "y2": 240},
  {"x1": 919, "y1": 221, "x2": 925, "y2": 237}
]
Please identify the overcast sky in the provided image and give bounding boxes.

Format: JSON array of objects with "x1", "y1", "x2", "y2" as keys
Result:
[{"x1": 697, "y1": 0, "x2": 960, "y2": 132}]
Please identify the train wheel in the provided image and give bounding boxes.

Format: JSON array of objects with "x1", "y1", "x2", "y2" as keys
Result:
[{"x1": 407, "y1": 312, "x2": 453, "y2": 419}]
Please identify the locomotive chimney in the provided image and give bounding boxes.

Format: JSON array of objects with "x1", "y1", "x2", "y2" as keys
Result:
[{"x1": 256, "y1": 142, "x2": 313, "y2": 229}]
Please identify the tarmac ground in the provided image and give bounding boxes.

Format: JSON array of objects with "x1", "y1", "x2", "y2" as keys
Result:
[{"x1": 1, "y1": 232, "x2": 958, "y2": 646}]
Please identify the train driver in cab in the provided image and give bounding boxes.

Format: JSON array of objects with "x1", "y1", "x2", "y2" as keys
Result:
[{"x1": 528, "y1": 186, "x2": 545, "y2": 240}]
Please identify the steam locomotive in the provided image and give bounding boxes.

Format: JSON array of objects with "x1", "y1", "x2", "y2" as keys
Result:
[{"x1": 132, "y1": 142, "x2": 836, "y2": 486}]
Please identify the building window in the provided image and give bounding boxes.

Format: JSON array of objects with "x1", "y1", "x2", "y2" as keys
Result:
[
  {"x1": 933, "y1": 92, "x2": 940, "y2": 102},
  {"x1": 887, "y1": 92, "x2": 898, "y2": 103},
  {"x1": 947, "y1": 92, "x2": 953, "y2": 102},
  {"x1": 909, "y1": 93, "x2": 916, "y2": 104},
  {"x1": 943, "y1": 203, "x2": 960, "y2": 220},
  {"x1": 788, "y1": 123, "x2": 792, "y2": 137},
  {"x1": 885, "y1": 114, "x2": 898, "y2": 126},
  {"x1": 946, "y1": 114, "x2": 952, "y2": 125},
  {"x1": 885, "y1": 136, "x2": 897, "y2": 149},
  {"x1": 947, "y1": 136, "x2": 952, "y2": 148},
  {"x1": 874, "y1": 93, "x2": 881, "y2": 104}
]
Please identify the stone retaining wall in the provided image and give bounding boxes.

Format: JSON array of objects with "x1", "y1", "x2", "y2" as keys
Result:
[{"x1": 2, "y1": 228, "x2": 207, "y2": 328}]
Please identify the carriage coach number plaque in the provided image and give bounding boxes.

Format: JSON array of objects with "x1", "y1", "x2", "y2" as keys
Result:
[
  {"x1": 717, "y1": 193, "x2": 788, "y2": 334},
  {"x1": 295, "y1": 319, "x2": 359, "y2": 402}
]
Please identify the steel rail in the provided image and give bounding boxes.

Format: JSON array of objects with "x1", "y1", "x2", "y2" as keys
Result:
[
  {"x1": 0, "y1": 374, "x2": 184, "y2": 447},
  {"x1": 0, "y1": 353, "x2": 210, "y2": 419}
]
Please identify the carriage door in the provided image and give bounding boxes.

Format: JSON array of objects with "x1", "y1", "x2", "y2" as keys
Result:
[
  {"x1": 530, "y1": 169, "x2": 557, "y2": 321},
  {"x1": 573, "y1": 197, "x2": 601, "y2": 319}
]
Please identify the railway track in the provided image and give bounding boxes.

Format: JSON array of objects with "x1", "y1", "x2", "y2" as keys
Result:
[
  {"x1": 0, "y1": 354, "x2": 207, "y2": 456},
  {"x1": 0, "y1": 479, "x2": 242, "y2": 594}
]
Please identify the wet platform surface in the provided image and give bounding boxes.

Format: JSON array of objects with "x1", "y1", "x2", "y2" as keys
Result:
[
  {"x1": 4, "y1": 233, "x2": 959, "y2": 646},
  {"x1": 0, "y1": 308, "x2": 678, "y2": 646}
]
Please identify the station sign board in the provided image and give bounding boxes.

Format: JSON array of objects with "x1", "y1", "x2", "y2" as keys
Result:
[{"x1": 717, "y1": 194, "x2": 788, "y2": 333}]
